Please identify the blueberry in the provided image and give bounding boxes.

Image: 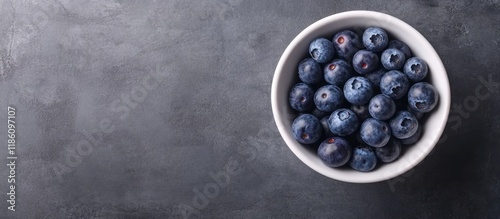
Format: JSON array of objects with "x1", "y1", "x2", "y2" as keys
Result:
[
  {"x1": 309, "y1": 38, "x2": 335, "y2": 64},
  {"x1": 350, "y1": 104, "x2": 370, "y2": 121},
  {"x1": 380, "y1": 70, "x2": 410, "y2": 100},
  {"x1": 390, "y1": 111, "x2": 419, "y2": 139},
  {"x1": 363, "y1": 27, "x2": 389, "y2": 52},
  {"x1": 328, "y1": 108, "x2": 359, "y2": 136},
  {"x1": 360, "y1": 118, "x2": 391, "y2": 147},
  {"x1": 375, "y1": 138, "x2": 402, "y2": 163},
  {"x1": 408, "y1": 82, "x2": 439, "y2": 113},
  {"x1": 352, "y1": 50, "x2": 379, "y2": 74},
  {"x1": 291, "y1": 114, "x2": 322, "y2": 144},
  {"x1": 332, "y1": 30, "x2": 363, "y2": 61},
  {"x1": 320, "y1": 116, "x2": 334, "y2": 137},
  {"x1": 368, "y1": 94, "x2": 396, "y2": 120},
  {"x1": 381, "y1": 48, "x2": 406, "y2": 70},
  {"x1": 343, "y1": 76, "x2": 374, "y2": 105},
  {"x1": 298, "y1": 58, "x2": 322, "y2": 85},
  {"x1": 403, "y1": 57, "x2": 428, "y2": 82},
  {"x1": 317, "y1": 137, "x2": 352, "y2": 167},
  {"x1": 289, "y1": 83, "x2": 315, "y2": 112},
  {"x1": 400, "y1": 124, "x2": 422, "y2": 145},
  {"x1": 324, "y1": 59, "x2": 353, "y2": 87},
  {"x1": 365, "y1": 68, "x2": 386, "y2": 89},
  {"x1": 387, "y1": 40, "x2": 411, "y2": 58},
  {"x1": 350, "y1": 146, "x2": 377, "y2": 172},
  {"x1": 314, "y1": 85, "x2": 344, "y2": 112}
]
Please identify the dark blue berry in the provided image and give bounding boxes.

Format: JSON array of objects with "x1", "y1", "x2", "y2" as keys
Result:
[
  {"x1": 314, "y1": 85, "x2": 344, "y2": 112},
  {"x1": 352, "y1": 50, "x2": 379, "y2": 74},
  {"x1": 368, "y1": 94, "x2": 396, "y2": 121},
  {"x1": 343, "y1": 76, "x2": 374, "y2": 105},
  {"x1": 309, "y1": 38, "x2": 335, "y2": 64},
  {"x1": 317, "y1": 137, "x2": 352, "y2": 167},
  {"x1": 328, "y1": 108, "x2": 359, "y2": 136},
  {"x1": 390, "y1": 111, "x2": 419, "y2": 139},
  {"x1": 350, "y1": 146, "x2": 377, "y2": 172},
  {"x1": 289, "y1": 83, "x2": 315, "y2": 112},
  {"x1": 401, "y1": 125, "x2": 423, "y2": 145},
  {"x1": 291, "y1": 114, "x2": 322, "y2": 144},
  {"x1": 408, "y1": 82, "x2": 439, "y2": 113},
  {"x1": 400, "y1": 124, "x2": 423, "y2": 145},
  {"x1": 360, "y1": 118, "x2": 391, "y2": 147},
  {"x1": 388, "y1": 40, "x2": 411, "y2": 58},
  {"x1": 363, "y1": 27, "x2": 389, "y2": 52},
  {"x1": 404, "y1": 57, "x2": 429, "y2": 82},
  {"x1": 375, "y1": 138, "x2": 402, "y2": 163},
  {"x1": 332, "y1": 30, "x2": 363, "y2": 61},
  {"x1": 380, "y1": 70, "x2": 410, "y2": 100},
  {"x1": 381, "y1": 48, "x2": 406, "y2": 70},
  {"x1": 298, "y1": 58, "x2": 323, "y2": 85},
  {"x1": 324, "y1": 59, "x2": 353, "y2": 87}
]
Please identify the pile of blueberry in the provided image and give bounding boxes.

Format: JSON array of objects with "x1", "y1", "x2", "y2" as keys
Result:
[{"x1": 289, "y1": 27, "x2": 438, "y2": 172}]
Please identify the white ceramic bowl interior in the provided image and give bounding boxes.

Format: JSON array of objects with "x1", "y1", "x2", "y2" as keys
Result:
[{"x1": 271, "y1": 11, "x2": 451, "y2": 183}]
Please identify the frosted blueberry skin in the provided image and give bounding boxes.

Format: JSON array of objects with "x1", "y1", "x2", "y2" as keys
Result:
[
  {"x1": 332, "y1": 30, "x2": 363, "y2": 61},
  {"x1": 309, "y1": 38, "x2": 335, "y2": 64},
  {"x1": 289, "y1": 83, "x2": 315, "y2": 112},
  {"x1": 362, "y1": 27, "x2": 389, "y2": 52},
  {"x1": 360, "y1": 118, "x2": 391, "y2": 148},
  {"x1": 375, "y1": 138, "x2": 402, "y2": 163},
  {"x1": 350, "y1": 146, "x2": 377, "y2": 172},
  {"x1": 400, "y1": 125, "x2": 423, "y2": 145},
  {"x1": 314, "y1": 85, "x2": 344, "y2": 113},
  {"x1": 408, "y1": 82, "x2": 439, "y2": 113},
  {"x1": 387, "y1": 40, "x2": 411, "y2": 58},
  {"x1": 390, "y1": 111, "x2": 419, "y2": 139},
  {"x1": 291, "y1": 114, "x2": 322, "y2": 144},
  {"x1": 352, "y1": 50, "x2": 379, "y2": 74},
  {"x1": 317, "y1": 137, "x2": 352, "y2": 168},
  {"x1": 381, "y1": 48, "x2": 406, "y2": 70},
  {"x1": 298, "y1": 58, "x2": 323, "y2": 85},
  {"x1": 404, "y1": 57, "x2": 429, "y2": 82},
  {"x1": 343, "y1": 76, "x2": 374, "y2": 105},
  {"x1": 328, "y1": 108, "x2": 359, "y2": 136},
  {"x1": 324, "y1": 59, "x2": 354, "y2": 87},
  {"x1": 368, "y1": 94, "x2": 396, "y2": 121},
  {"x1": 380, "y1": 70, "x2": 410, "y2": 100}
]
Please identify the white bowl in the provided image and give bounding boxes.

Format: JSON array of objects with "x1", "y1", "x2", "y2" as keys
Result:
[{"x1": 271, "y1": 11, "x2": 450, "y2": 183}]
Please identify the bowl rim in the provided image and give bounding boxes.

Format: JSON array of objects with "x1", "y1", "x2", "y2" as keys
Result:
[{"x1": 271, "y1": 10, "x2": 451, "y2": 183}]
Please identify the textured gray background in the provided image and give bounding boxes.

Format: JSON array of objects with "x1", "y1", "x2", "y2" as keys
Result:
[{"x1": 0, "y1": 0, "x2": 499, "y2": 218}]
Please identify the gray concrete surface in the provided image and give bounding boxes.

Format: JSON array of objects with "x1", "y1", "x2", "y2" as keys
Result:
[{"x1": 0, "y1": 0, "x2": 499, "y2": 218}]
